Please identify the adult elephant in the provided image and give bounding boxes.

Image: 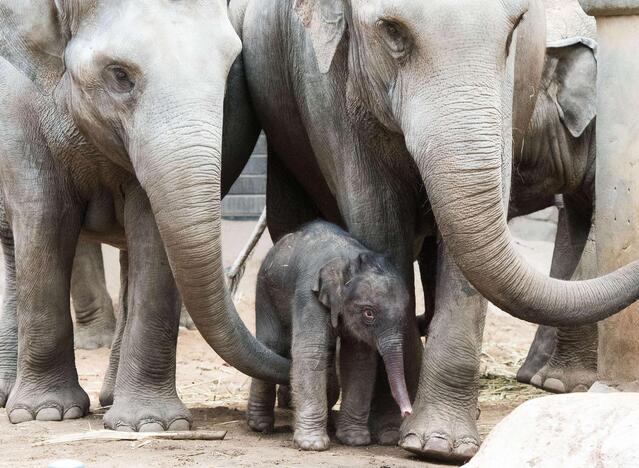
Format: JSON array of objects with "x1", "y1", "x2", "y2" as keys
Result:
[
  {"x1": 235, "y1": 0, "x2": 639, "y2": 462},
  {"x1": 511, "y1": 36, "x2": 599, "y2": 393},
  {"x1": 0, "y1": 0, "x2": 281, "y2": 432}
]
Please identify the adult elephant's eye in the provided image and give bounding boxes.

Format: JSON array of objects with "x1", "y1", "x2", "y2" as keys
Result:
[
  {"x1": 376, "y1": 19, "x2": 411, "y2": 59},
  {"x1": 104, "y1": 65, "x2": 135, "y2": 94}
]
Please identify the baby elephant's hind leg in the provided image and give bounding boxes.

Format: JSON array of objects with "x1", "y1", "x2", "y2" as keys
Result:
[{"x1": 247, "y1": 283, "x2": 288, "y2": 433}]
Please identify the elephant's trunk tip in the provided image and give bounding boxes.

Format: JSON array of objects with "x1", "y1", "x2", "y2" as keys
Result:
[{"x1": 380, "y1": 344, "x2": 412, "y2": 418}]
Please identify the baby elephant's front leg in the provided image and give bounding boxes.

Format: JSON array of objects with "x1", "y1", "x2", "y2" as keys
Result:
[
  {"x1": 336, "y1": 338, "x2": 377, "y2": 446},
  {"x1": 291, "y1": 319, "x2": 334, "y2": 451}
]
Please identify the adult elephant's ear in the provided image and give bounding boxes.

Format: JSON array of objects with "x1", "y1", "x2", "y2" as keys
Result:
[
  {"x1": 0, "y1": 0, "x2": 70, "y2": 93},
  {"x1": 293, "y1": 0, "x2": 346, "y2": 74},
  {"x1": 547, "y1": 37, "x2": 598, "y2": 138}
]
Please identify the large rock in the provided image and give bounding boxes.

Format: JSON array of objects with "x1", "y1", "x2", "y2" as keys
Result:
[{"x1": 466, "y1": 393, "x2": 639, "y2": 468}]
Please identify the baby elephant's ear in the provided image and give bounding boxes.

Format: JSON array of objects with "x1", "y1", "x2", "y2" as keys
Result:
[
  {"x1": 312, "y1": 257, "x2": 351, "y2": 329},
  {"x1": 293, "y1": 0, "x2": 346, "y2": 74}
]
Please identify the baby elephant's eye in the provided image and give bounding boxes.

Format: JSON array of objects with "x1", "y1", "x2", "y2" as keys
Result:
[{"x1": 362, "y1": 308, "x2": 375, "y2": 324}]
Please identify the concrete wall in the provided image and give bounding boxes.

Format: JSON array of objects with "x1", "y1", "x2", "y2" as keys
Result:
[{"x1": 222, "y1": 133, "x2": 267, "y2": 219}]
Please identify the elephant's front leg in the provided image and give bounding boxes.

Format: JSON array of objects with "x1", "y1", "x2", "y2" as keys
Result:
[
  {"x1": 7, "y1": 201, "x2": 90, "y2": 423},
  {"x1": 400, "y1": 244, "x2": 486, "y2": 462},
  {"x1": 336, "y1": 338, "x2": 376, "y2": 446},
  {"x1": 0, "y1": 223, "x2": 17, "y2": 407},
  {"x1": 103, "y1": 183, "x2": 189, "y2": 432},
  {"x1": 291, "y1": 310, "x2": 334, "y2": 451},
  {"x1": 71, "y1": 240, "x2": 116, "y2": 350}
]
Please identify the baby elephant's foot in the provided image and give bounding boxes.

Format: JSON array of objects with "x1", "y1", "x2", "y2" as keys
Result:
[
  {"x1": 293, "y1": 428, "x2": 330, "y2": 451},
  {"x1": 7, "y1": 380, "x2": 89, "y2": 423},
  {"x1": 336, "y1": 426, "x2": 371, "y2": 446},
  {"x1": 246, "y1": 405, "x2": 275, "y2": 433},
  {"x1": 103, "y1": 395, "x2": 191, "y2": 432},
  {"x1": 369, "y1": 407, "x2": 401, "y2": 446},
  {"x1": 400, "y1": 404, "x2": 480, "y2": 462}
]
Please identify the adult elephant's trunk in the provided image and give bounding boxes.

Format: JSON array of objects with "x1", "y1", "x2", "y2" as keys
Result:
[
  {"x1": 405, "y1": 89, "x2": 639, "y2": 327},
  {"x1": 377, "y1": 333, "x2": 411, "y2": 417},
  {"x1": 132, "y1": 96, "x2": 290, "y2": 385}
]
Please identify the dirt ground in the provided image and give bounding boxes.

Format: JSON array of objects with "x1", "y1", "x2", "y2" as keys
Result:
[{"x1": 0, "y1": 221, "x2": 553, "y2": 467}]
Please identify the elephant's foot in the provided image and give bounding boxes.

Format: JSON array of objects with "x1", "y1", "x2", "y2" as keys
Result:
[
  {"x1": 6, "y1": 379, "x2": 89, "y2": 423},
  {"x1": 179, "y1": 306, "x2": 196, "y2": 330},
  {"x1": 516, "y1": 326, "x2": 557, "y2": 385},
  {"x1": 530, "y1": 362, "x2": 597, "y2": 393},
  {"x1": 369, "y1": 401, "x2": 401, "y2": 446},
  {"x1": 0, "y1": 374, "x2": 15, "y2": 407},
  {"x1": 336, "y1": 424, "x2": 371, "y2": 446},
  {"x1": 98, "y1": 378, "x2": 114, "y2": 408},
  {"x1": 246, "y1": 402, "x2": 275, "y2": 433},
  {"x1": 103, "y1": 395, "x2": 191, "y2": 432},
  {"x1": 293, "y1": 428, "x2": 330, "y2": 451},
  {"x1": 529, "y1": 325, "x2": 598, "y2": 393},
  {"x1": 400, "y1": 403, "x2": 480, "y2": 462},
  {"x1": 74, "y1": 316, "x2": 116, "y2": 350}
]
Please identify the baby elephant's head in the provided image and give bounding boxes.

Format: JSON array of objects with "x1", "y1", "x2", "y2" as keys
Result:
[{"x1": 312, "y1": 252, "x2": 412, "y2": 417}]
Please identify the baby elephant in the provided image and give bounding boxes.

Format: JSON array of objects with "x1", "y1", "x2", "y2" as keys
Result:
[{"x1": 247, "y1": 221, "x2": 412, "y2": 451}]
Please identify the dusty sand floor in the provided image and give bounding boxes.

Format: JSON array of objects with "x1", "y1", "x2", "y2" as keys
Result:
[{"x1": 0, "y1": 222, "x2": 552, "y2": 467}]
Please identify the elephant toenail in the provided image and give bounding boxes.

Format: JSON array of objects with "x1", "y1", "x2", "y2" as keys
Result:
[
  {"x1": 530, "y1": 374, "x2": 543, "y2": 387},
  {"x1": 138, "y1": 422, "x2": 165, "y2": 432},
  {"x1": 168, "y1": 419, "x2": 191, "y2": 431},
  {"x1": 454, "y1": 439, "x2": 480, "y2": 460},
  {"x1": 115, "y1": 424, "x2": 135, "y2": 432},
  {"x1": 63, "y1": 406, "x2": 85, "y2": 420},
  {"x1": 422, "y1": 434, "x2": 454, "y2": 459},
  {"x1": 36, "y1": 407, "x2": 62, "y2": 421},
  {"x1": 543, "y1": 378, "x2": 566, "y2": 393},
  {"x1": 9, "y1": 408, "x2": 34, "y2": 424},
  {"x1": 400, "y1": 433, "x2": 423, "y2": 453}
]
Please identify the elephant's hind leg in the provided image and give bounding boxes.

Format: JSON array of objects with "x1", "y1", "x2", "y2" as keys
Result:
[
  {"x1": 71, "y1": 240, "x2": 116, "y2": 350},
  {"x1": 0, "y1": 209, "x2": 17, "y2": 407},
  {"x1": 103, "y1": 183, "x2": 189, "y2": 432},
  {"x1": 519, "y1": 198, "x2": 597, "y2": 392},
  {"x1": 6, "y1": 195, "x2": 89, "y2": 424},
  {"x1": 99, "y1": 250, "x2": 128, "y2": 408}
]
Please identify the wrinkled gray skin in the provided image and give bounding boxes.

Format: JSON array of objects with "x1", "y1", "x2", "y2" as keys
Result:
[
  {"x1": 237, "y1": 0, "x2": 639, "y2": 461},
  {"x1": 511, "y1": 37, "x2": 599, "y2": 394},
  {"x1": 247, "y1": 221, "x2": 413, "y2": 451},
  {"x1": 0, "y1": 0, "x2": 287, "y2": 431},
  {"x1": 71, "y1": 240, "x2": 117, "y2": 350}
]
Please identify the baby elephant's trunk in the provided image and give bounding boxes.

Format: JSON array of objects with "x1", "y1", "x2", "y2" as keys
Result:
[{"x1": 377, "y1": 337, "x2": 412, "y2": 417}]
